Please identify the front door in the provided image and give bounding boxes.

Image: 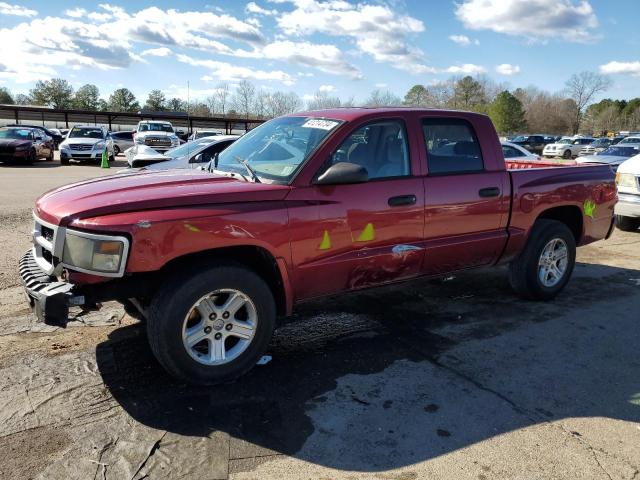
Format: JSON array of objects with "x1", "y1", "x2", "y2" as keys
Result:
[{"x1": 287, "y1": 118, "x2": 425, "y2": 300}]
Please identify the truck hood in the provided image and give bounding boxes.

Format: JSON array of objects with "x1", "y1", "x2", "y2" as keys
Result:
[
  {"x1": 35, "y1": 169, "x2": 290, "y2": 226},
  {"x1": 617, "y1": 153, "x2": 640, "y2": 174}
]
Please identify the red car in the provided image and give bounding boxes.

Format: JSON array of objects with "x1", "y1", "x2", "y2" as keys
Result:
[
  {"x1": 0, "y1": 126, "x2": 54, "y2": 163},
  {"x1": 20, "y1": 108, "x2": 616, "y2": 384}
]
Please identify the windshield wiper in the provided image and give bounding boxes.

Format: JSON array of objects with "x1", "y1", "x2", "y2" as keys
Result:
[{"x1": 232, "y1": 156, "x2": 261, "y2": 183}]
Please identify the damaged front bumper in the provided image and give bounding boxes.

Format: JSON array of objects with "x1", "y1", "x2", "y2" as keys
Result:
[{"x1": 19, "y1": 249, "x2": 84, "y2": 326}]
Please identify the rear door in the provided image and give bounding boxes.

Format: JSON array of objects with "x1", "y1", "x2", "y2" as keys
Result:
[
  {"x1": 420, "y1": 117, "x2": 510, "y2": 275},
  {"x1": 287, "y1": 117, "x2": 425, "y2": 300}
]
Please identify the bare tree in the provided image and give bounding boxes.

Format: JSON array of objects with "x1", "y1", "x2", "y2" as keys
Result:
[
  {"x1": 565, "y1": 71, "x2": 612, "y2": 134},
  {"x1": 364, "y1": 89, "x2": 401, "y2": 107},
  {"x1": 205, "y1": 95, "x2": 218, "y2": 116},
  {"x1": 214, "y1": 83, "x2": 230, "y2": 116},
  {"x1": 307, "y1": 91, "x2": 343, "y2": 110},
  {"x1": 233, "y1": 80, "x2": 256, "y2": 118}
]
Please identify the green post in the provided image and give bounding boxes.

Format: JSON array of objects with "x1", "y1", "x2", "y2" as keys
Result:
[{"x1": 101, "y1": 149, "x2": 110, "y2": 169}]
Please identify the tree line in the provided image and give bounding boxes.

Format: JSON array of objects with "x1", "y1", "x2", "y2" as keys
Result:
[{"x1": 0, "y1": 72, "x2": 637, "y2": 135}]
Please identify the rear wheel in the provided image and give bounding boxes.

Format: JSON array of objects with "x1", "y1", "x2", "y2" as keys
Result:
[
  {"x1": 562, "y1": 149, "x2": 572, "y2": 159},
  {"x1": 615, "y1": 215, "x2": 640, "y2": 232},
  {"x1": 509, "y1": 219, "x2": 576, "y2": 300},
  {"x1": 147, "y1": 262, "x2": 276, "y2": 385}
]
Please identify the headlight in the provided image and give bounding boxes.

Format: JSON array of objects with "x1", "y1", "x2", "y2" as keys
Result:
[
  {"x1": 94, "y1": 141, "x2": 106, "y2": 150},
  {"x1": 616, "y1": 172, "x2": 637, "y2": 188},
  {"x1": 62, "y1": 231, "x2": 127, "y2": 274},
  {"x1": 170, "y1": 135, "x2": 179, "y2": 144}
]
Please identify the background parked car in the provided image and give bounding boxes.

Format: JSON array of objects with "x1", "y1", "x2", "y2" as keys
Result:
[
  {"x1": 133, "y1": 120, "x2": 180, "y2": 152},
  {"x1": 614, "y1": 152, "x2": 640, "y2": 231},
  {"x1": 126, "y1": 135, "x2": 238, "y2": 168},
  {"x1": 509, "y1": 135, "x2": 547, "y2": 154},
  {"x1": 0, "y1": 126, "x2": 54, "y2": 163},
  {"x1": 6, "y1": 124, "x2": 62, "y2": 150},
  {"x1": 575, "y1": 145, "x2": 640, "y2": 172},
  {"x1": 578, "y1": 137, "x2": 613, "y2": 156},
  {"x1": 59, "y1": 125, "x2": 115, "y2": 165},
  {"x1": 188, "y1": 130, "x2": 222, "y2": 141},
  {"x1": 543, "y1": 137, "x2": 595, "y2": 159},
  {"x1": 501, "y1": 141, "x2": 542, "y2": 161},
  {"x1": 618, "y1": 136, "x2": 640, "y2": 146},
  {"x1": 110, "y1": 131, "x2": 134, "y2": 156}
]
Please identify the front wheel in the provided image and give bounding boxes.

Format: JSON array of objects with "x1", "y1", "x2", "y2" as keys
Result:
[
  {"x1": 147, "y1": 262, "x2": 276, "y2": 385},
  {"x1": 615, "y1": 215, "x2": 640, "y2": 232},
  {"x1": 562, "y1": 149, "x2": 572, "y2": 159},
  {"x1": 113, "y1": 145, "x2": 121, "y2": 156},
  {"x1": 46, "y1": 149, "x2": 54, "y2": 161},
  {"x1": 509, "y1": 219, "x2": 576, "y2": 300}
]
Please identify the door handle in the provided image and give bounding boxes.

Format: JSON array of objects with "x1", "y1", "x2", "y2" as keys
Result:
[
  {"x1": 388, "y1": 195, "x2": 417, "y2": 207},
  {"x1": 478, "y1": 187, "x2": 500, "y2": 198}
]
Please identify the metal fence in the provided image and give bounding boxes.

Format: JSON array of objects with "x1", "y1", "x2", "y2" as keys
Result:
[{"x1": 0, "y1": 104, "x2": 265, "y2": 134}]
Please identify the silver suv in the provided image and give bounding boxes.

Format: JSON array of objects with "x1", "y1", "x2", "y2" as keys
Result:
[{"x1": 59, "y1": 125, "x2": 115, "y2": 165}]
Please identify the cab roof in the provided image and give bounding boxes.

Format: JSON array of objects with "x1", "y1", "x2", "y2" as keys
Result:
[{"x1": 289, "y1": 107, "x2": 490, "y2": 122}]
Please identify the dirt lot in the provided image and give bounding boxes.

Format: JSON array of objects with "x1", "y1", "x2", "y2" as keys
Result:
[{"x1": 1, "y1": 154, "x2": 639, "y2": 479}]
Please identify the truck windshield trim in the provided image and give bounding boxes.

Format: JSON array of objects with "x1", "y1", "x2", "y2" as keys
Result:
[{"x1": 214, "y1": 116, "x2": 343, "y2": 183}]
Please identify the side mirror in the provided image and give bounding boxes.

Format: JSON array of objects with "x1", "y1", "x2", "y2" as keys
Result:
[{"x1": 315, "y1": 162, "x2": 368, "y2": 185}]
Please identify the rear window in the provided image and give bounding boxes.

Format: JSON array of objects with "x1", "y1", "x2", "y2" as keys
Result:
[{"x1": 423, "y1": 118, "x2": 484, "y2": 175}]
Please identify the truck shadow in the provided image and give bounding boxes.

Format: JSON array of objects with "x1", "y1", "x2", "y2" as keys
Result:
[{"x1": 96, "y1": 262, "x2": 640, "y2": 471}]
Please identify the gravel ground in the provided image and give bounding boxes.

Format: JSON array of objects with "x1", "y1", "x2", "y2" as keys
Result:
[{"x1": 0, "y1": 154, "x2": 639, "y2": 480}]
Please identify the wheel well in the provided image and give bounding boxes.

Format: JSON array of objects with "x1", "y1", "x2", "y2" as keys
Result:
[
  {"x1": 160, "y1": 246, "x2": 287, "y2": 317},
  {"x1": 537, "y1": 206, "x2": 583, "y2": 242}
]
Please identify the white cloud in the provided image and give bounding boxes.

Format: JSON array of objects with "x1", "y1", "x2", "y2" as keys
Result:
[
  {"x1": 246, "y1": 2, "x2": 277, "y2": 16},
  {"x1": 375, "y1": 82, "x2": 388, "y2": 88},
  {"x1": 141, "y1": 47, "x2": 173, "y2": 57},
  {"x1": 276, "y1": 0, "x2": 431, "y2": 74},
  {"x1": 455, "y1": 0, "x2": 598, "y2": 43},
  {"x1": 177, "y1": 54, "x2": 295, "y2": 84},
  {"x1": 318, "y1": 84, "x2": 335, "y2": 92},
  {"x1": 0, "y1": 2, "x2": 36, "y2": 17},
  {"x1": 64, "y1": 8, "x2": 86, "y2": 18},
  {"x1": 496, "y1": 63, "x2": 521, "y2": 75},
  {"x1": 445, "y1": 64, "x2": 486, "y2": 75},
  {"x1": 449, "y1": 34, "x2": 479, "y2": 46},
  {"x1": 599, "y1": 61, "x2": 640, "y2": 77},
  {"x1": 237, "y1": 40, "x2": 361, "y2": 79}
]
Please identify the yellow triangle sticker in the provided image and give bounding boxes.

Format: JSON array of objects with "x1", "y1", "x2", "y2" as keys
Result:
[
  {"x1": 356, "y1": 223, "x2": 375, "y2": 242},
  {"x1": 319, "y1": 230, "x2": 332, "y2": 250}
]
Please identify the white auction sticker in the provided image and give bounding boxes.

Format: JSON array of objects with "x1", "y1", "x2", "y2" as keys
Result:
[{"x1": 301, "y1": 119, "x2": 339, "y2": 130}]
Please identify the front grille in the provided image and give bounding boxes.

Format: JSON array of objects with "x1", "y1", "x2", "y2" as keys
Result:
[
  {"x1": 69, "y1": 144, "x2": 92, "y2": 151},
  {"x1": 41, "y1": 225, "x2": 54, "y2": 242},
  {"x1": 70, "y1": 153, "x2": 92, "y2": 158},
  {"x1": 144, "y1": 137, "x2": 171, "y2": 147}
]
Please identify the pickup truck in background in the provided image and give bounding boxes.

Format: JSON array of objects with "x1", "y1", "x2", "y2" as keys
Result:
[{"x1": 21, "y1": 108, "x2": 617, "y2": 384}]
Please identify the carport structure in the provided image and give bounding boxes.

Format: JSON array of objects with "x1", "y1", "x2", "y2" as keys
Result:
[{"x1": 0, "y1": 104, "x2": 264, "y2": 134}]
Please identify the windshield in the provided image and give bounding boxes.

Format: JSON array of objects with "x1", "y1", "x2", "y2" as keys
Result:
[
  {"x1": 512, "y1": 135, "x2": 527, "y2": 142},
  {"x1": 557, "y1": 139, "x2": 572, "y2": 144},
  {"x1": 165, "y1": 138, "x2": 216, "y2": 159},
  {"x1": 139, "y1": 123, "x2": 173, "y2": 133},
  {"x1": 598, "y1": 146, "x2": 639, "y2": 157},
  {"x1": 215, "y1": 116, "x2": 341, "y2": 182},
  {"x1": 0, "y1": 128, "x2": 32, "y2": 140},
  {"x1": 69, "y1": 127, "x2": 104, "y2": 139},
  {"x1": 619, "y1": 137, "x2": 640, "y2": 144}
]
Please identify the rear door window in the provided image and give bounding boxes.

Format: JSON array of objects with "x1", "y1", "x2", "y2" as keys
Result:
[{"x1": 423, "y1": 118, "x2": 484, "y2": 175}]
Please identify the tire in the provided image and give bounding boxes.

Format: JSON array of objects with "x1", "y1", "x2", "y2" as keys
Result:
[
  {"x1": 615, "y1": 215, "x2": 640, "y2": 232},
  {"x1": 509, "y1": 219, "x2": 576, "y2": 300},
  {"x1": 109, "y1": 154, "x2": 115, "y2": 162},
  {"x1": 562, "y1": 149, "x2": 572, "y2": 159},
  {"x1": 46, "y1": 149, "x2": 54, "y2": 161},
  {"x1": 147, "y1": 261, "x2": 276, "y2": 385},
  {"x1": 113, "y1": 145, "x2": 120, "y2": 156},
  {"x1": 26, "y1": 149, "x2": 36, "y2": 164},
  {"x1": 60, "y1": 156, "x2": 69, "y2": 165}
]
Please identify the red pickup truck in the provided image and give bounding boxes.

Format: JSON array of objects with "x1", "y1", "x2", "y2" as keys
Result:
[{"x1": 21, "y1": 108, "x2": 616, "y2": 384}]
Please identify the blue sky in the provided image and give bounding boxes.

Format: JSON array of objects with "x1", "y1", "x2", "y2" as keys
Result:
[{"x1": 0, "y1": 0, "x2": 639, "y2": 104}]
